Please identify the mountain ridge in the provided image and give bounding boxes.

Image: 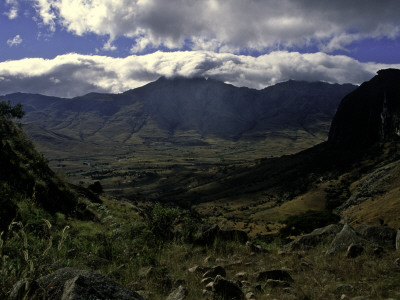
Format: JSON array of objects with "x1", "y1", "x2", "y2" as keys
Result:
[{"x1": 1, "y1": 77, "x2": 356, "y2": 160}]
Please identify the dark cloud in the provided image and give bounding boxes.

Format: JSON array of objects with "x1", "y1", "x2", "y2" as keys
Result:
[{"x1": 32, "y1": 0, "x2": 400, "y2": 52}]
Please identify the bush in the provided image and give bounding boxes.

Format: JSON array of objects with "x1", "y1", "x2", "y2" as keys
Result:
[
  {"x1": 279, "y1": 210, "x2": 340, "y2": 237},
  {"x1": 0, "y1": 101, "x2": 25, "y2": 119}
]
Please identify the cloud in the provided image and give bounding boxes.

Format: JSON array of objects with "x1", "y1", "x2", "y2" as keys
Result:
[
  {"x1": 0, "y1": 51, "x2": 399, "y2": 98},
  {"x1": 4, "y1": 0, "x2": 19, "y2": 19},
  {"x1": 7, "y1": 35, "x2": 23, "y2": 47},
  {"x1": 32, "y1": 0, "x2": 400, "y2": 53}
]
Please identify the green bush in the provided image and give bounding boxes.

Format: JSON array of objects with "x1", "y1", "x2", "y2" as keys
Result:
[{"x1": 279, "y1": 210, "x2": 340, "y2": 237}]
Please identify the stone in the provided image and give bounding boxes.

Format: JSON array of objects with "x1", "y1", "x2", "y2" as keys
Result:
[
  {"x1": 346, "y1": 244, "x2": 364, "y2": 258},
  {"x1": 326, "y1": 224, "x2": 367, "y2": 255},
  {"x1": 284, "y1": 224, "x2": 342, "y2": 251},
  {"x1": 246, "y1": 291, "x2": 256, "y2": 299},
  {"x1": 246, "y1": 241, "x2": 269, "y2": 253},
  {"x1": 166, "y1": 285, "x2": 188, "y2": 300},
  {"x1": 212, "y1": 275, "x2": 244, "y2": 300},
  {"x1": 235, "y1": 271, "x2": 248, "y2": 280},
  {"x1": 355, "y1": 225, "x2": 396, "y2": 248},
  {"x1": 27, "y1": 267, "x2": 143, "y2": 300},
  {"x1": 205, "y1": 282, "x2": 214, "y2": 291},
  {"x1": 255, "y1": 269, "x2": 294, "y2": 283},
  {"x1": 203, "y1": 266, "x2": 226, "y2": 278},
  {"x1": 264, "y1": 279, "x2": 291, "y2": 288}
]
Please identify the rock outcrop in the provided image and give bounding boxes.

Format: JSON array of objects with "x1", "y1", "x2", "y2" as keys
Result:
[
  {"x1": 284, "y1": 224, "x2": 343, "y2": 251},
  {"x1": 326, "y1": 224, "x2": 367, "y2": 255}
]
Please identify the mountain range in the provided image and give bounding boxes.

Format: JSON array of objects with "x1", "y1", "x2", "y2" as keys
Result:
[{"x1": 1, "y1": 77, "x2": 356, "y2": 161}]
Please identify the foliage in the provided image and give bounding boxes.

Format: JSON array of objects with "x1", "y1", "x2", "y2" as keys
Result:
[
  {"x1": 147, "y1": 204, "x2": 179, "y2": 242},
  {"x1": 279, "y1": 210, "x2": 340, "y2": 237},
  {"x1": 0, "y1": 100, "x2": 25, "y2": 119}
]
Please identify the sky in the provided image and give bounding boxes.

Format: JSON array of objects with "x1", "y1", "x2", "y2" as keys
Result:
[{"x1": 1, "y1": 0, "x2": 400, "y2": 98}]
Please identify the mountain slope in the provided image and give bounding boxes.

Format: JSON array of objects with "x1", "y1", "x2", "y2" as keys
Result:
[{"x1": 1, "y1": 77, "x2": 356, "y2": 161}]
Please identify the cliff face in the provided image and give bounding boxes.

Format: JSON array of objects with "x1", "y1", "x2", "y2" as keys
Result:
[{"x1": 328, "y1": 69, "x2": 400, "y2": 150}]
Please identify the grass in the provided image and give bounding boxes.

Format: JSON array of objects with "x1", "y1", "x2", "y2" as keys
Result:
[{"x1": 3, "y1": 194, "x2": 400, "y2": 299}]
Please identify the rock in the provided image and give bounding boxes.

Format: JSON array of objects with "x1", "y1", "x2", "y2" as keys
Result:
[
  {"x1": 212, "y1": 275, "x2": 244, "y2": 300},
  {"x1": 355, "y1": 225, "x2": 396, "y2": 248},
  {"x1": 203, "y1": 266, "x2": 226, "y2": 278},
  {"x1": 264, "y1": 279, "x2": 291, "y2": 288},
  {"x1": 396, "y1": 228, "x2": 400, "y2": 250},
  {"x1": 245, "y1": 291, "x2": 256, "y2": 299},
  {"x1": 336, "y1": 284, "x2": 354, "y2": 294},
  {"x1": 27, "y1": 267, "x2": 143, "y2": 300},
  {"x1": 346, "y1": 244, "x2": 364, "y2": 258},
  {"x1": 187, "y1": 265, "x2": 210, "y2": 274},
  {"x1": 166, "y1": 285, "x2": 188, "y2": 300},
  {"x1": 246, "y1": 241, "x2": 269, "y2": 253},
  {"x1": 255, "y1": 269, "x2": 293, "y2": 283},
  {"x1": 284, "y1": 224, "x2": 343, "y2": 251},
  {"x1": 205, "y1": 282, "x2": 214, "y2": 291},
  {"x1": 326, "y1": 224, "x2": 367, "y2": 255},
  {"x1": 235, "y1": 272, "x2": 248, "y2": 280}
]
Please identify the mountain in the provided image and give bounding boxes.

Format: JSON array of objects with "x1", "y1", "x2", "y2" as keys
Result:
[
  {"x1": 1, "y1": 77, "x2": 356, "y2": 161},
  {"x1": 329, "y1": 69, "x2": 400, "y2": 149}
]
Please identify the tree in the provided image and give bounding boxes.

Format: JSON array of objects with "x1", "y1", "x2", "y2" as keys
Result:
[{"x1": 0, "y1": 100, "x2": 25, "y2": 119}]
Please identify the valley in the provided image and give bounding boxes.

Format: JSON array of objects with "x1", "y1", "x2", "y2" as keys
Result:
[{"x1": 2, "y1": 70, "x2": 400, "y2": 299}]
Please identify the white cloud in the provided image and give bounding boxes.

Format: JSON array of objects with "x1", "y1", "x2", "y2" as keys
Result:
[
  {"x1": 4, "y1": 0, "x2": 19, "y2": 19},
  {"x1": 0, "y1": 51, "x2": 399, "y2": 98},
  {"x1": 31, "y1": 0, "x2": 400, "y2": 53},
  {"x1": 7, "y1": 35, "x2": 23, "y2": 47}
]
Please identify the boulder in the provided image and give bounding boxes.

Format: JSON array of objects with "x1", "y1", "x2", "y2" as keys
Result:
[
  {"x1": 355, "y1": 225, "x2": 396, "y2": 248},
  {"x1": 25, "y1": 267, "x2": 143, "y2": 299},
  {"x1": 284, "y1": 224, "x2": 342, "y2": 251},
  {"x1": 166, "y1": 285, "x2": 188, "y2": 300},
  {"x1": 212, "y1": 275, "x2": 244, "y2": 300},
  {"x1": 326, "y1": 224, "x2": 367, "y2": 255},
  {"x1": 255, "y1": 269, "x2": 293, "y2": 283}
]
